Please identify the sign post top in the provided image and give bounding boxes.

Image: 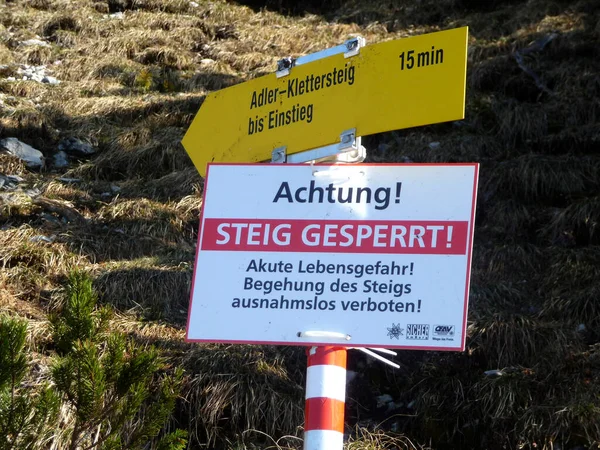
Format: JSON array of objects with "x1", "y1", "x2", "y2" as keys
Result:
[{"x1": 182, "y1": 27, "x2": 468, "y2": 176}]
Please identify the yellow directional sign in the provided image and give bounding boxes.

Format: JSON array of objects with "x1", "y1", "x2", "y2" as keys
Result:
[{"x1": 183, "y1": 27, "x2": 468, "y2": 176}]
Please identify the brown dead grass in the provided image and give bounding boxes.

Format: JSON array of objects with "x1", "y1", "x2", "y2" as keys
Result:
[
  {"x1": 0, "y1": 153, "x2": 27, "y2": 175},
  {"x1": 181, "y1": 344, "x2": 305, "y2": 446}
]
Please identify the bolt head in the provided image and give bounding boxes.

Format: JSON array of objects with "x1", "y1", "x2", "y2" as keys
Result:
[
  {"x1": 346, "y1": 39, "x2": 358, "y2": 51},
  {"x1": 277, "y1": 57, "x2": 294, "y2": 72}
]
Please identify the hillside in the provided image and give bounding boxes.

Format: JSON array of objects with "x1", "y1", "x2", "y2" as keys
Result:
[{"x1": 1, "y1": 0, "x2": 600, "y2": 448}]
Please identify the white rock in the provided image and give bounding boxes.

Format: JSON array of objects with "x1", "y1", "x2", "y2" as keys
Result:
[
  {"x1": 42, "y1": 76, "x2": 60, "y2": 85},
  {"x1": 109, "y1": 12, "x2": 125, "y2": 19},
  {"x1": 30, "y1": 235, "x2": 56, "y2": 243},
  {"x1": 200, "y1": 58, "x2": 215, "y2": 65},
  {"x1": 428, "y1": 141, "x2": 441, "y2": 149},
  {"x1": 190, "y1": 1, "x2": 199, "y2": 6},
  {"x1": 0, "y1": 138, "x2": 44, "y2": 168},
  {"x1": 21, "y1": 39, "x2": 51, "y2": 47}
]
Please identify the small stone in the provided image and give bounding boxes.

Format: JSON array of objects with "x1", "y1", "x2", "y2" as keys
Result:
[
  {"x1": 21, "y1": 39, "x2": 51, "y2": 48},
  {"x1": 428, "y1": 141, "x2": 441, "y2": 149},
  {"x1": 6, "y1": 175, "x2": 24, "y2": 183},
  {"x1": 110, "y1": 184, "x2": 121, "y2": 193},
  {"x1": 53, "y1": 151, "x2": 69, "y2": 168},
  {"x1": 6, "y1": 77, "x2": 16, "y2": 81},
  {"x1": 58, "y1": 137, "x2": 96, "y2": 157},
  {"x1": 484, "y1": 369, "x2": 503, "y2": 378},
  {"x1": 376, "y1": 394, "x2": 393, "y2": 408},
  {"x1": 109, "y1": 12, "x2": 125, "y2": 19},
  {"x1": 386, "y1": 401, "x2": 402, "y2": 412},
  {"x1": 200, "y1": 58, "x2": 215, "y2": 65},
  {"x1": 577, "y1": 324, "x2": 586, "y2": 332},
  {"x1": 0, "y1": 138, "x2": 44, "y2": 168},
  {"x1": 57, "y1": 177, "x2": 81, "y2": 183},
  {"x1": 190, "y1": 1, "x2": 199, "y2": 6},
  {"x1": 29, "y1": 235, "x2": 55, "y2": 243},
  {"x1": 24, "y1": 187, "x2": 41, "y2": 197},
  {"x1": 42, "y1": 76, "x2": 60, "y2": 85}
]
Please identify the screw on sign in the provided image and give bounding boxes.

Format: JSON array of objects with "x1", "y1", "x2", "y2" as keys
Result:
[{"x1": 182, "y1": 28, "x2": 473, "y2": 450}]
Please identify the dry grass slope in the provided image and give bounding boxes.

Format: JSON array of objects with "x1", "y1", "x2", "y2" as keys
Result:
[{"x1": 1, "y1": 0, "x2": 600, "y2": 448}]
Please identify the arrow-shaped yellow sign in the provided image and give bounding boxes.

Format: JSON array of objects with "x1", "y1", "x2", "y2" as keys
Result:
[{"x1": 182, "y1": 27, "x2": 468, "y2": 176}]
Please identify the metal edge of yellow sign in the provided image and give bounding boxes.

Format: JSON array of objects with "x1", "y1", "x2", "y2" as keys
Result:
[{"x1": 182, "y1": 27, "x2": 468, "y2": 177}]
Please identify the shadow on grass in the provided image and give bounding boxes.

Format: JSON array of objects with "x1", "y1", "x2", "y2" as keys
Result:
[{"x1": 94, "y1": 266, "x2": 191, "y2": 324}]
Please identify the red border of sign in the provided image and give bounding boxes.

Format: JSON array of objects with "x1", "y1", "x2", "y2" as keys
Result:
[{"x1": 186, "y1": 162, "x2": 479, "y2": 351}]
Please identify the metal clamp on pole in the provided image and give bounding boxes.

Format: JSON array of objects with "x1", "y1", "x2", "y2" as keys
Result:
[
  {"x1": 297, "y1": 331, "x2": 352, "y2": 341},
  {"x1": 271, "y1": 146, "x2": 286, "y2": 163},
  {"x1": 270, "y1": 129, "x2": 366, "y2": 165}
]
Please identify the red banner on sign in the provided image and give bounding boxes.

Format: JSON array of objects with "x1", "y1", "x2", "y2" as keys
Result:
[{"x1": 201, "y1": 219, "x2": 468, "y2": 255}]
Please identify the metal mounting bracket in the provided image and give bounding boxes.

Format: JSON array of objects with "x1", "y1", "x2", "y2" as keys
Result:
[
  {"x1": 271, "y1": 146, "x2": 286, "y2": 163},
  {"x1": 296, "y1": 331, "x2": 399, "y2": 369},
  {"x1": 276, "y1": 35, "x2": 365, "y2": 78},
  {"x1": 270, "y1": 128, "x2": 366, "y2": 164},
  {"x1": 297, "y1": 331, "x2": 352, "y2": 341}
]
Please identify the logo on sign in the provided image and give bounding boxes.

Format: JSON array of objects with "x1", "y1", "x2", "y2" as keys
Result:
[
  {"x1": 406, "y1": 324, "x2": 430, "y2": 340},
  {"x1": 433, "y1": 325, "x2": 455, "y2": 336},
  {"x1": 386, "y1": 323, "x2": 404, "y2": 340}
]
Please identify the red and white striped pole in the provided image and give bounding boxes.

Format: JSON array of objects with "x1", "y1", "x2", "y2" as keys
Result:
[{"x1": 304, "y1": 346, "x2": 347, "y2": 450}]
